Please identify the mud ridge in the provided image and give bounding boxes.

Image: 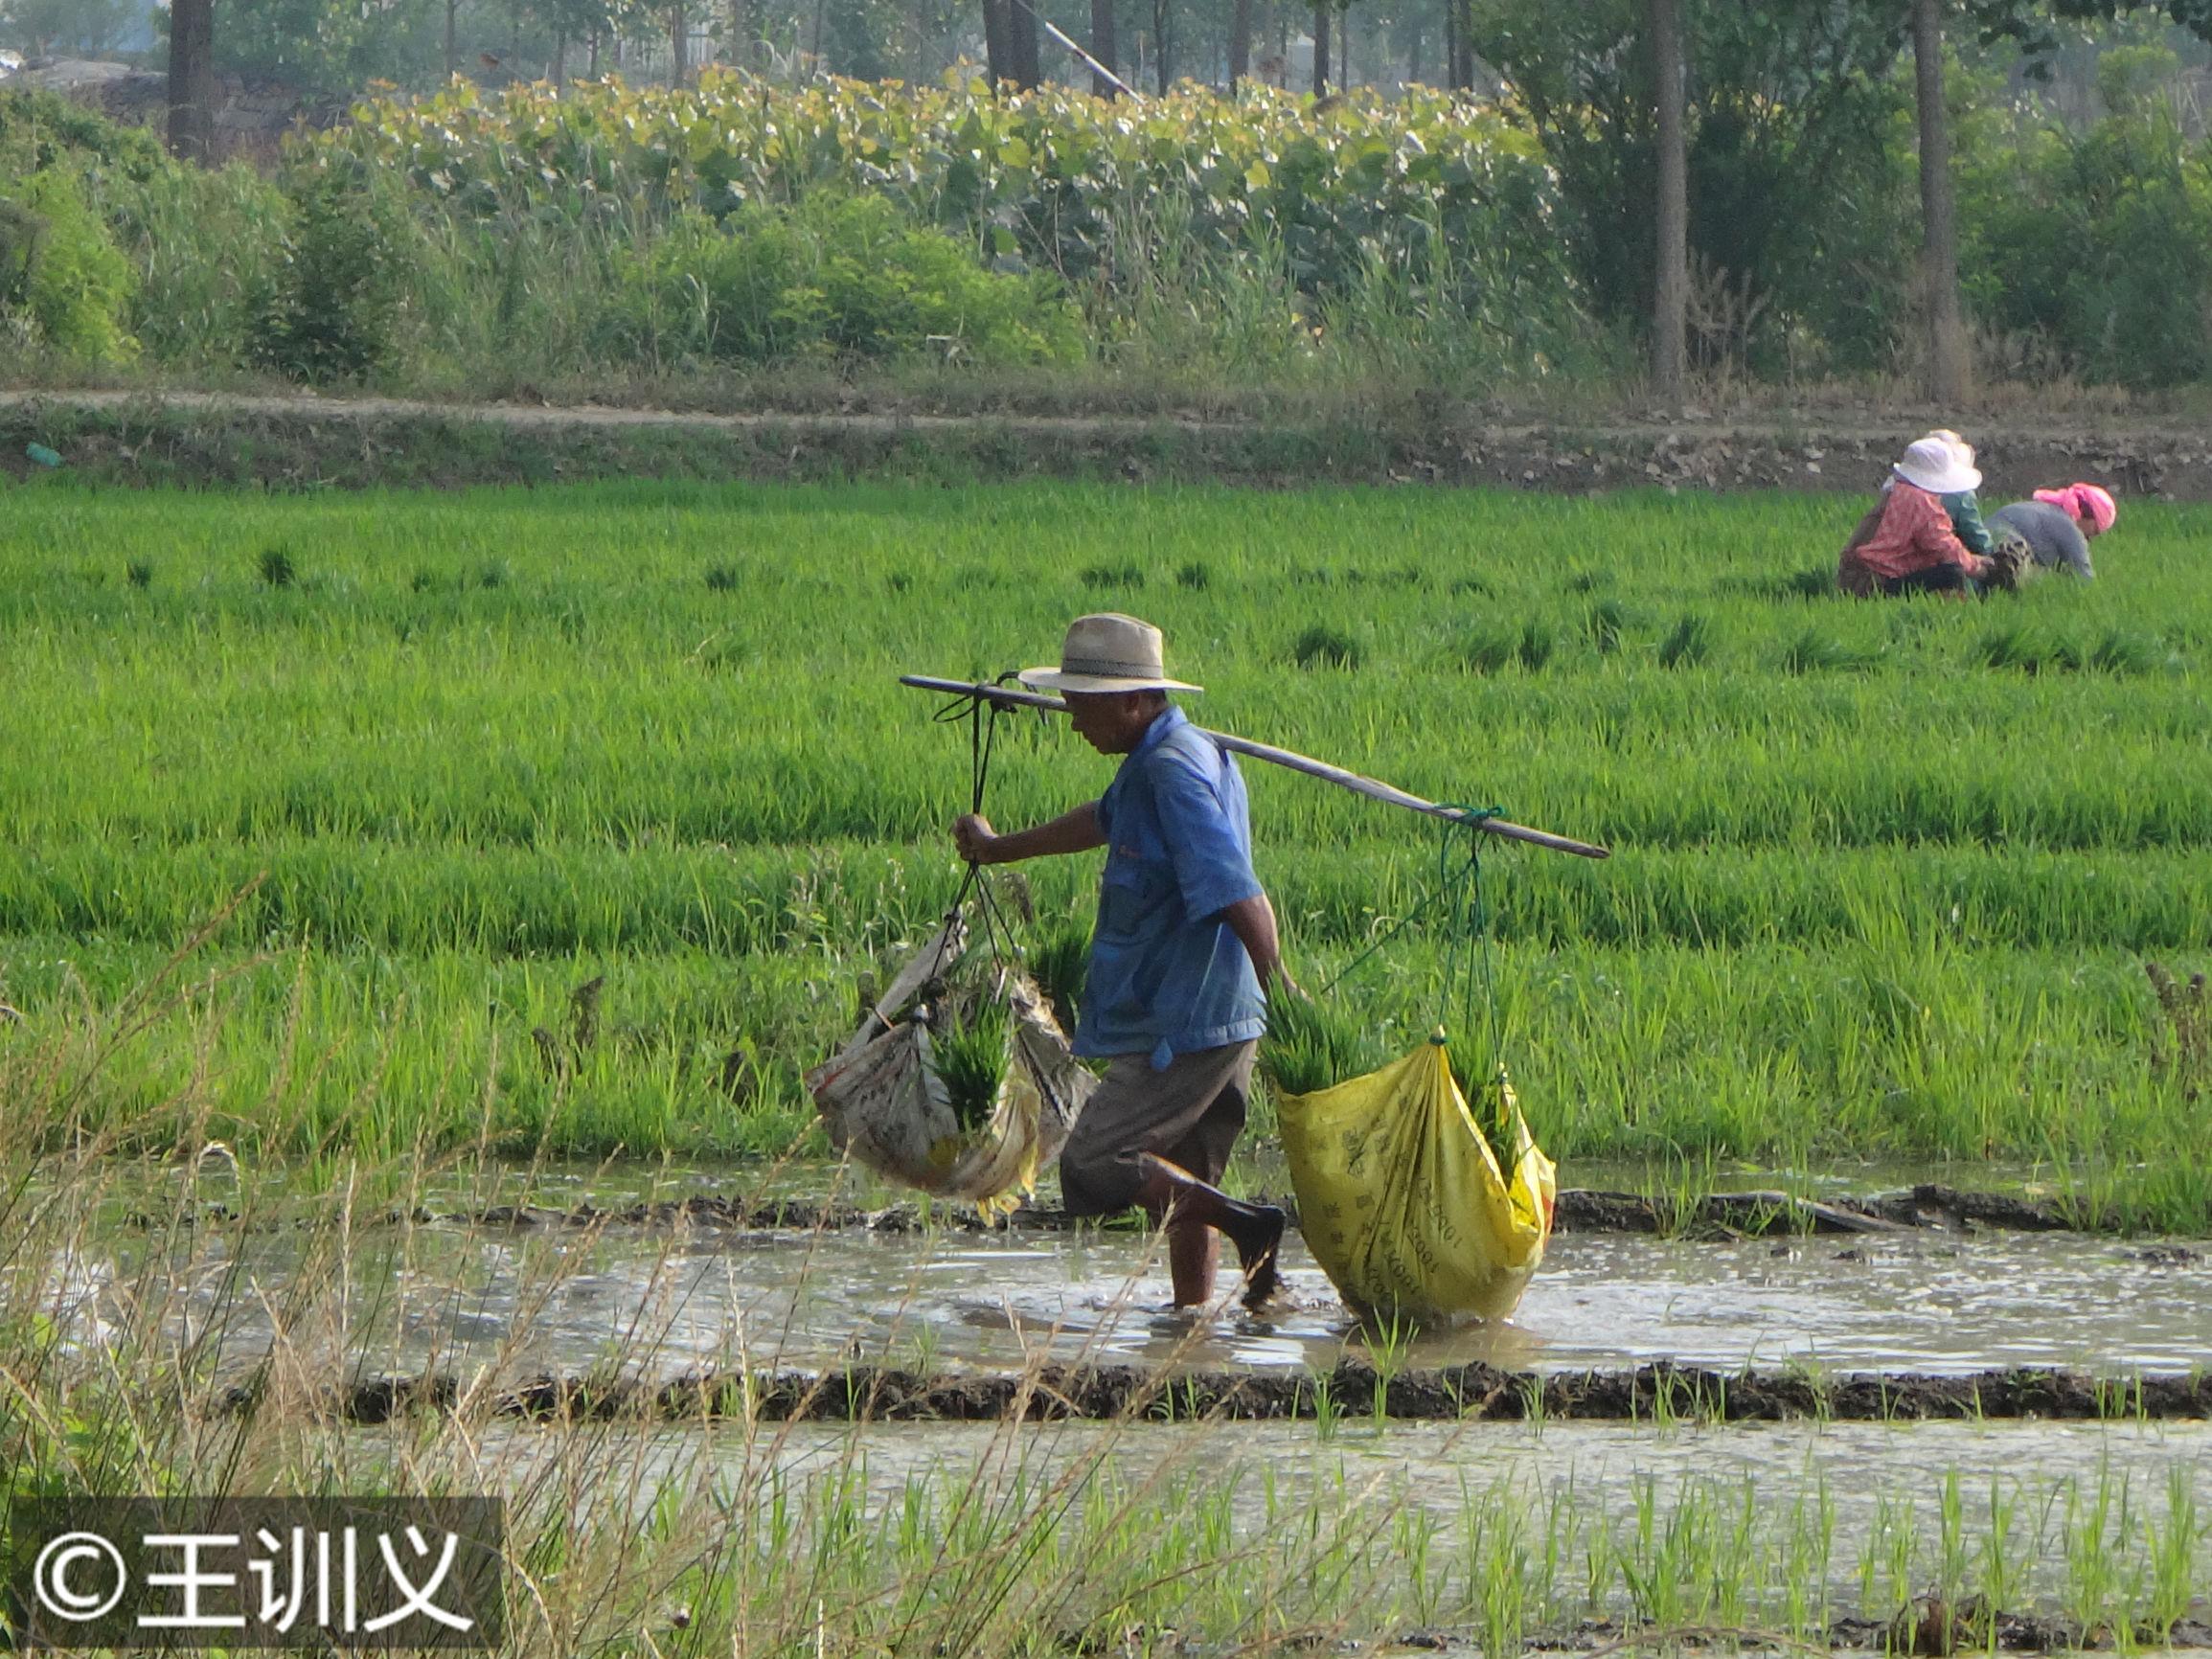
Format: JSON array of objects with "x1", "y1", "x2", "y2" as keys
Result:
[
  {"x1": 148, "y1": 1182, "x2": 2109, "y2": 1239},
  {"x1": 243, "y1": 1362, "x2": 2212, "y2": 1427}
]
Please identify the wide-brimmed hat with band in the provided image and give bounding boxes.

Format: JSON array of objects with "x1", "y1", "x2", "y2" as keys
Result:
[
  {"x1": 1892, "y1": 435, "x2": 1981, "y2": 495},
  {"x1": 1019, "y1": 612, "x2": 1202, "y2": 694}
]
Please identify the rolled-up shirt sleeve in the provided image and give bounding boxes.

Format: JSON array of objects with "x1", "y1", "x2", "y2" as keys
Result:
[{"x1": 1149, "y1": 749, "x2": 1263, "y2": 921}]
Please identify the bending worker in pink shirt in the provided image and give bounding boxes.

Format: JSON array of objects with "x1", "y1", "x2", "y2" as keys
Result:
[{"x1": 1836, "y1": 437, "x2": 2029, "y2": 598}]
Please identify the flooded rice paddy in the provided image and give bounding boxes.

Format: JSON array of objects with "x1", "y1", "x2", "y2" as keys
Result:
[{"x1": 47, "y1": 1185, "x2": 2212, "y2": 1383}]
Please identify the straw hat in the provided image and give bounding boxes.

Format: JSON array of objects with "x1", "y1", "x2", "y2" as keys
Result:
[
  {"x1": 1019, "y1": 613, "x2": 1202, "y2": 694},
  {"x1": 1893, "y1": 436, "x2": 1981, "y2": 495}
]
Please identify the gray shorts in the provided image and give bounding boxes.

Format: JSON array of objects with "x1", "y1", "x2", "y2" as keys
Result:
[{"x1": 1059, "y1": 1040, "x2": 1258, "y2": 1216}]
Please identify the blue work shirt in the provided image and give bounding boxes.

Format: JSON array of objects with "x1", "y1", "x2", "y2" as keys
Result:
[{"x1": 1077, "y1": 705, "x2": 1267, "y2": 1068}]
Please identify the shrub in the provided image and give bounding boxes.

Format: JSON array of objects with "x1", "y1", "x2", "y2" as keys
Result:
[
  {"x1": 250, "y1": 163, "x2": 415, "y2": 383},
  {"x1": 0, "y1": 167, "x2": 138, "y2": 362},
  {"x1": 622, "y1": 194, "x2": 1082, "y2": 369},
  {"x1": 0, "y1": 87, "x2": 165, "y2": 180}
]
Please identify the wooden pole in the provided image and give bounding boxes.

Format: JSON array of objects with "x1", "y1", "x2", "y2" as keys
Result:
[{"x1": 900, "y1": 675, "x2": 1612, "y2": 860}]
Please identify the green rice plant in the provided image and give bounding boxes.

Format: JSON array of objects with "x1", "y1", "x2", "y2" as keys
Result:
[
  {"x1": 705, "y1": 562, "x2": 741, "y2": 591},
  {"x1": 125, "y1": 558, "x2": 153, "y2": 590},
  {"x1": 256, "y1": 543, "x2": 298, "y2": 587},
  {"x1": 1174, "y1": 560, "x2": 1212, "y2": 590},
  {"x1": 2144, "y1": 1466, "x2": 2200, "y2": 1638},
  {"x1": 1657, "y1": 612, "x2": 1709, "y2": 668}
]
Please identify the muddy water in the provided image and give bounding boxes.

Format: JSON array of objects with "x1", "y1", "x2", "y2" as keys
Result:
[{"x1": 49, "y1": 1212, "x2": 2212, "y2": 1385}]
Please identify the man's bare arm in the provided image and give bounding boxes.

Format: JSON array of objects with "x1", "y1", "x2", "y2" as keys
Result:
[
  {"x1": 953, "y1": 805, "x2": 1105, "y2": 865},
  {"x1": 1220, "y1": 893, "x2": 1294, "y2": 995}
]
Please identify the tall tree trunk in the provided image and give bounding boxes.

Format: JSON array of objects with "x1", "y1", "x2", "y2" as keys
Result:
[
  {"x1": 553, "y1": 33, "x2": 567, "y2": 82},
  {"x1": 444, "y1": 0, "x2": 459, "y2": 78},
  {"x1": 729, "y1": 0, "x2": 749, "y2": 70},
  {"x1": 1649, "y1": 0, "x2": 1689, "y2": 403},
  {"x1": 1311, "y1": 0, "x2": 1328, "y2": 92},
  {"x1": 982, "y1": 0, "x2": 1013, "y2": 83},
  {"x1": 167, "y1": 0, "x2": 217, "y2": 164},
  {"x1": 1440, "y1": 0, "x2": 1455, "y2": 90},
  {"x1": 588, "y1": 31, "x2": 602, "y2": 75},
  {"x1": 1912, "y1": 0, "x2": 1971, "y2": 402},
  {"x1": 1007, "y1": 0, "x2": 1041, "y2": 86},
  {"x1": 1092, "y1": 0, "x2": 1121, "y2": 95},
  {"x1": 1152, "y1": 0, "x2": 1170, "y2": 90},
  {"x1": 1228, "y1": 0, "x2": 1251, "y2": 85},
  {"x1": 671, "y1": 4, "x2": 689, "y2": 83},
  {"x1": 1338, "y1": 3, "x2": 1349, "y2": 89}
]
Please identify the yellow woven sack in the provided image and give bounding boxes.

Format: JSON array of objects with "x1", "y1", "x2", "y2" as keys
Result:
[{"x1": 1278, "y1": 1040, "x2": 1556, "y2": 1322}]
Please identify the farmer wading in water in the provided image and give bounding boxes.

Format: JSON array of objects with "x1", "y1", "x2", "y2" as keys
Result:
[{"x1": 952, "y1": 613, "x2": 1291, "y2": 1309}]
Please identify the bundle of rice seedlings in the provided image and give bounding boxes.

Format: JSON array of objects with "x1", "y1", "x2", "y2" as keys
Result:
[
  {"x1": 929, "y1": 993, "x2": 1014, "y2": 1134},
  {"x1": 1260, "y1": 992, "x2": 1387, "y2": 1098},
  {"x1": 1445, "y1": 1037, "x2": 1516, "y2": 1162},
  {"x1": 1025, "y1": 924, "x2": 1089, "y2": 1040}
]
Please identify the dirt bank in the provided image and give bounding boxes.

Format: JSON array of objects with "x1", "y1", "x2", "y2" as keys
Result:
[{"x1": 8, "y1": 392, "x2": 2212, "y2": 498}]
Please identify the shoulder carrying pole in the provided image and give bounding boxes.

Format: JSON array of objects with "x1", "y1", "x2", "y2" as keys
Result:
[{"x1": 900, "y1": 674, "x2": 1609, "y2": 861}]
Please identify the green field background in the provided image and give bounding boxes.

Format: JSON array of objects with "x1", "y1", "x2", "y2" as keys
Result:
[{"x1": 3, "y1": 481, "x2": 2206, "y2": 1218}]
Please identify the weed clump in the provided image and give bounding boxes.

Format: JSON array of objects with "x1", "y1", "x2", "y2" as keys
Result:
[
  {"x1": 125, "y1": 559, "x2": 153, "y2": 590},
  {"x1": 1658, "y1": 613, "x2": 1709, "y2": 668},
  {"x1": 705, "y1": 563, "x2": 741, "y2": 592},
  {"x1": 1780, "y1": 627, "x2": 1877, "y2": 673},
  {"x1": 1174, "y1": 560, "x2": 1212, "y2": 590},
  {"x1": 2090, "y1": 628, "x2": 2159, "y2": 674},
  {"x1": 1585, "y1": 599, "x2": 1630, "y2": 656},
  {"x1": 1463, "y1": 630, "x2": 1515, "y2": 673},
  {"x1": 1293, "y1": 625, "x2": 1362, "y2": 670},
  {"x1": 257, "y1": 544, "x2": 297, "y2": 587},
  {"x1": 1516, "y1": 620, "x2": 1555, "y2": 671},
  {"x1": 2146, "y1": 963, "x2": 2207, "y2": 1102},
  {"x1": 1080, "y1": 561, "x2": 1145, "y2": 589}
]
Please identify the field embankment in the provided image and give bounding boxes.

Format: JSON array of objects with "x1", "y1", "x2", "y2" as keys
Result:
[{"x1": 10, "y1": 390, "x2": 2212, "y2": 497}]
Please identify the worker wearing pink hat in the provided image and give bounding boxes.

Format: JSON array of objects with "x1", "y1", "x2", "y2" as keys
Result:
[{"x1": 1989, "y1": 482, "x2": 2118, "y2": 580}]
